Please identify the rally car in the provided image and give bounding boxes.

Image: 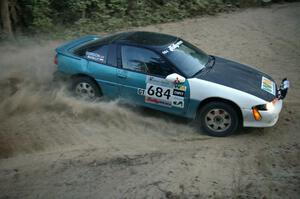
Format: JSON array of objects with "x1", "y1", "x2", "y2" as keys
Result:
[{"x1": 54, "y1": 31, "x2": 289, "y2": 136}]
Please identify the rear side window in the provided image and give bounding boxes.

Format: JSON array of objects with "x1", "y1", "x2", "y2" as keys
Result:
[
  {"x1": 121, "y1": 45, "x2": 174, "y2": 77},
  {"x1": 85, "y1": 45, "x2": 109, "y2": 64}
]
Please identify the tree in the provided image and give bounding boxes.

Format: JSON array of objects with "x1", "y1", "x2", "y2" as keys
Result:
[
  {"x1": 0, "y1": 0, "x2": 13, "y2": 38},
  {"x1": 126, "y1": 0, "x2": 136, "y2": 16}
]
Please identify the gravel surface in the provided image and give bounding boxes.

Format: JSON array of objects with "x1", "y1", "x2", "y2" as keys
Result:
[{"x1": 0, "y1": 3, "x2": 299, "y2": 198}]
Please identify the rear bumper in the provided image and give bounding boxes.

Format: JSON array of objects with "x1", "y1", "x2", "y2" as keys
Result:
[
  {"x1": 53, "y1": 70, "x2": 70, "y2": 82},
  {"x1": 242, "y1": 99, "x2": 283, "y2": 127}
]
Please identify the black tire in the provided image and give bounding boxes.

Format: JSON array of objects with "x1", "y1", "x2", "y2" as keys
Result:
[
  {"x1": 198, "y1": 101, "x2": 240, "y2": 137},
  {"x1": 72, "y1": 76, "x2": 102, "y2": 100}
]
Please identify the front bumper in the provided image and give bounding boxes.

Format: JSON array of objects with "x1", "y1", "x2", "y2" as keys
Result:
[
  {"x1": 242, "y1": 78, "x2": 289, "y2": 128},
  {"x1": 242, "y1": 99, "x2": 283, "y2": 128}
]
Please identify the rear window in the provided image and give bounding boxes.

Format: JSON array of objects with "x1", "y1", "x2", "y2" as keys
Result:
[{"x1": 74, "y1": 33, "x2": 126, "y2": 56}]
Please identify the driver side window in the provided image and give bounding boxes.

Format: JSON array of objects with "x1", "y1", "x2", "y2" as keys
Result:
[{"x1": 121, "y1": 46, "x2": 174, "y2": 77}]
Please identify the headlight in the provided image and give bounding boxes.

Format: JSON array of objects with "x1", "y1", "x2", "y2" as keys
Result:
[
  {"x1": 252, "y1": 99, "x2": 277, "y2": 120},
  {"x1": 265, "y1": 101, "x2": 275, "y2": 111},
  {"x1": 254, "y1": 99, "x2": 277, "y2": 111}
]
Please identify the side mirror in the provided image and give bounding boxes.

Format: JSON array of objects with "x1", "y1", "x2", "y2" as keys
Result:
[{"x1": 166, "y1": 73, "x2": 186, "y2": 84}]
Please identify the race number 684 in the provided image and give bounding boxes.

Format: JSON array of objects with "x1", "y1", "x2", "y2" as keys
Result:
[{"x1": 146, "y1": 84, "x2": 171, "y2": 100}]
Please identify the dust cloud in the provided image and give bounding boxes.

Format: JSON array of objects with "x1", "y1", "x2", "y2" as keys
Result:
[{"x1": 0, "y1": 41, "x2": 197, "y2": 158}]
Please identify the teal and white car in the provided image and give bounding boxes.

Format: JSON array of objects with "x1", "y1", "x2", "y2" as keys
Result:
[{"x1": 54, "y1": 31, "x2": 289, "y2": 136}]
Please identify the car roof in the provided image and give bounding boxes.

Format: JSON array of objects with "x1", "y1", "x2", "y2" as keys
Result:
[
  {"x1": 114, "y1": 31, "x2": 179, "y2": 48},
  {"x1": 75, "y1": 31, "x2": 180, "y2": 54}
]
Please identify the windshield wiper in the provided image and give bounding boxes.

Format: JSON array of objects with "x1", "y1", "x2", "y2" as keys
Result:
[
  {"x1": 192, "y1": 55, "x2": 215, "y2": 77},
  {"x1": 206, "y1": 55, "x2": 215, "y2": 68}
]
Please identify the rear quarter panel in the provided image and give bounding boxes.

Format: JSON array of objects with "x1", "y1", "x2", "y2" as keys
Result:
[
  {"x1": 57, "y1": 54, "x2": 88, "y2": 75},
  {"x1": 55, "y1": 35, "x2": 101, "y2": 75}
]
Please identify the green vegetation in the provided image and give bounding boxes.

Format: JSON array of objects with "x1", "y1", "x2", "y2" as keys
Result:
[{"x1": 0, "y1": 0, "x2": 298, "y2": 39}]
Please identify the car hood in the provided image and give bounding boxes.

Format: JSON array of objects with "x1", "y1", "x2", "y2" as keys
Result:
[{"x1": 195, "y1": 56, "x2": 277, "y2": 102}]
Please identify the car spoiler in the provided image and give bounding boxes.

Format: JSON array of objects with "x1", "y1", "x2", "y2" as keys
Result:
[{"x1": 55, "y1": 35, "x2": 101, "y2": 54}]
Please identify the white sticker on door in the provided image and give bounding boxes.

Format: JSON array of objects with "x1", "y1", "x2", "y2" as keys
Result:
[{"x1": 143, "y1": 76, "x2": 187, "y2": 108}]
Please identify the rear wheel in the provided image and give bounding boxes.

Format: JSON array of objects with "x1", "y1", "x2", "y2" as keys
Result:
[
  {"x1": 198, "y1": 101, "x2": 240, "y2": 137},
  {"x1": 72, "y1": 76, "x2": 102, "y2": 100}
]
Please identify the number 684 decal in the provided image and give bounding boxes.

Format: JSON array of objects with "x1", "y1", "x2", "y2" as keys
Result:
[
  {"x1": 146, "y1": 84, "x2": 171, "y2": 101},
  {"x1": 145, "y1": 84, "x2": 185, "y2": 108}
]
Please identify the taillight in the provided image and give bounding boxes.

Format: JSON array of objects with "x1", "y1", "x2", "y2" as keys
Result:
[{"x1": 54, "y1": 54, "x2": 58, "y2": 65}]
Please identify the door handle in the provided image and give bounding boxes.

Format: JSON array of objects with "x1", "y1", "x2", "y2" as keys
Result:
[{"x1": 117, "y1": 70, "x2": 127, "y2": 78}]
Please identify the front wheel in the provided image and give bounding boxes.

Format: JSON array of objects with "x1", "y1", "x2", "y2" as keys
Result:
[{"x1": 198, "y1": 101, "x2": 240, "y2": 137}]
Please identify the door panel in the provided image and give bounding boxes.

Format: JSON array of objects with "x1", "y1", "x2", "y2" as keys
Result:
[
  {"x1": 83, "y1": 43, "x2": 119, "y2": 98},
  {"x1": 117, "y1": 45, "x2": 190, "y2": 115},
  {"x1": 117, "y1": 68, "x2": 146, "y2": 105},
  {"x1": 117, "y1": 69, "x2": 128, "y2": 79},
  {"x1": 117, "y1": 70, "x2": 190, "y2": 115},
  {"x1": 87, "y1": 61, "x2": 119, "y2": 98}
]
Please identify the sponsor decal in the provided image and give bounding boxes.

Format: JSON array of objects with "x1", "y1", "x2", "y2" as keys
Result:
[
  {"x1": 172, "y1": 96, "x2": 184, "y2": 108},
  {"x1": 86, "y1": 51, "x2": 105, "y2": 63},
  {"x1": 144, "y1": 75, "x2": 186, "y2": 108},
  {"x1": 261, "y1": 76, "x2": 275, "y2": 95},
  {"x1": 146, "y1": 76, "x2": 173, "y2": 87},
  {"x1": 175, "y1": 84, "x2": 187, "y2": 91},
  {"x1": 162, "y1": 40, "x2": 183, "y2": 54},
  {"x1": 162, "y1": 50, "x2": 169, "y2": 55},
  {"x1": 137, "y1": 88, "x2": 145, "y2": 96},
  {"x1": 173, "y1": 89, "x2": 185, "y2": 97},
  {"x1": 145, "y1": 97, "x2": 172, "y2": 107}
]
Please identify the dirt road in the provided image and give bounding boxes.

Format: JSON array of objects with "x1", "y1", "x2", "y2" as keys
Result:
[{"x1": 0, "y1": 3, "x2": 299, "y2": 198}]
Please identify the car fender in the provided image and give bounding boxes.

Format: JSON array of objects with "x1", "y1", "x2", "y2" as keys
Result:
[
  {"x1": 57, "y1": 54, "x2": 89, "y2": 76},
  {"x1": 186, "y1": 78, "x2": 268, "y2": 118}
]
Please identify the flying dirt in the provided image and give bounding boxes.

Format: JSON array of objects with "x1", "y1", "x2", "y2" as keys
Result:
[
  {"x1": 0, "y1": 3, "x2": 300, "y2": 199},
  {"x1": 0, "y1": 41, "x2": 201, "y2": 158}
]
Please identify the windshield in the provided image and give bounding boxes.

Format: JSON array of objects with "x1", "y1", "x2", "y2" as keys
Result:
[{"x1": 164, "y1": 40, "x2": 209, "y2": 77}]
